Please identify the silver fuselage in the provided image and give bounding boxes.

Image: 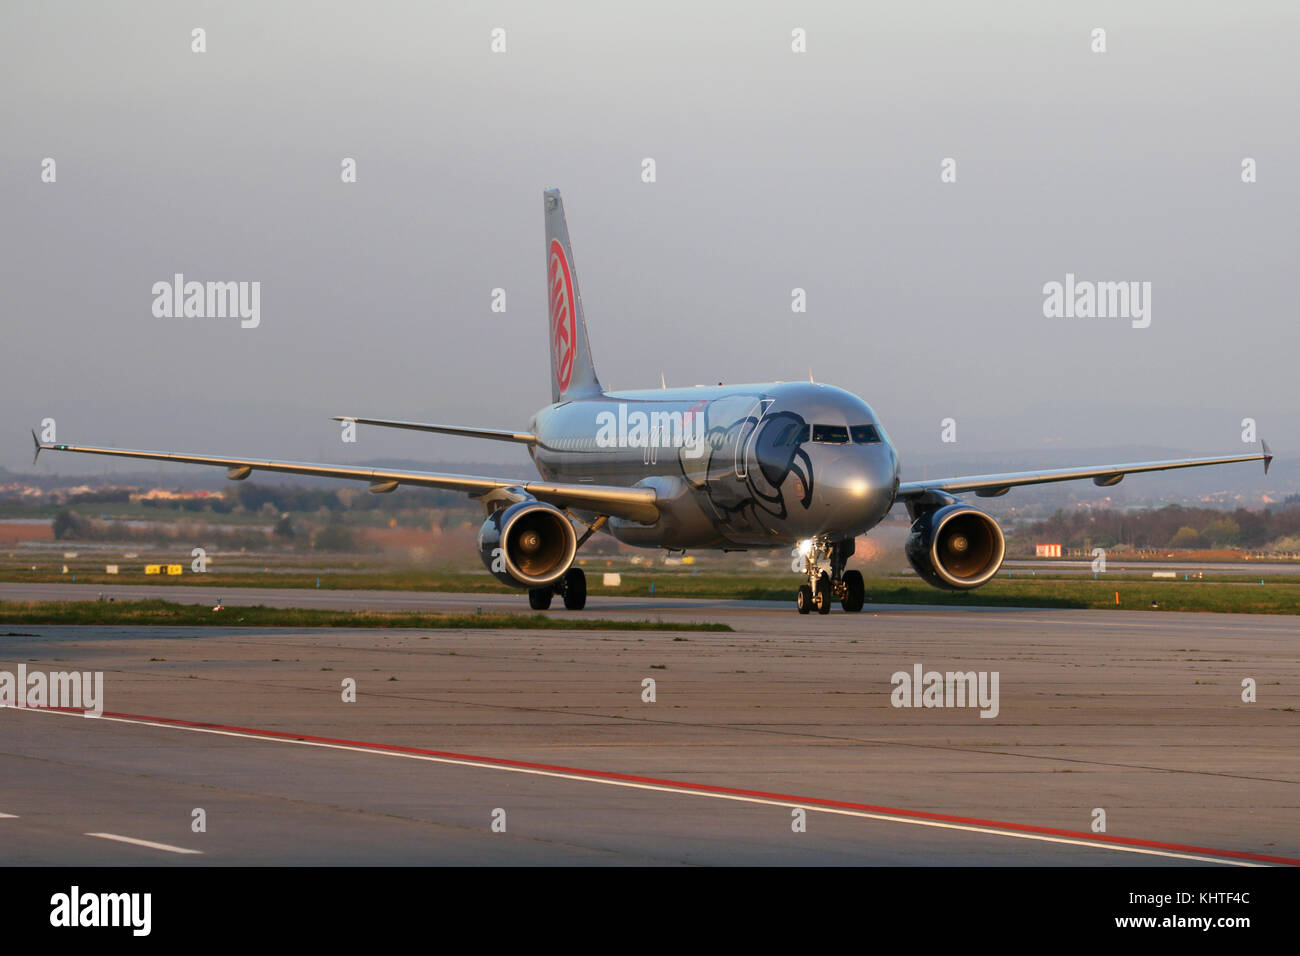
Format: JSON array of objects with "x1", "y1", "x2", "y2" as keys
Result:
[{"x1": 527, "y1": 381, "x2": 900, "y2": 550}]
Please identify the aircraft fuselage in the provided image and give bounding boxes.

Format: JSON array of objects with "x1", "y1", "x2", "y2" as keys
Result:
[{"x1": 528, "y1": 381, "x2": 900, "y2": 550}]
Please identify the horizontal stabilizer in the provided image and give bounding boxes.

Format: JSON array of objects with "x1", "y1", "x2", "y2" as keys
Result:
[{"x1": 332, "y1": 417, "x2": 536, "y2": 445}]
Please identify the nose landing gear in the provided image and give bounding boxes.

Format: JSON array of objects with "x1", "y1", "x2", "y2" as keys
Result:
[{"x1": 793, "y1": 538, "x2": 865, "y2": 614}]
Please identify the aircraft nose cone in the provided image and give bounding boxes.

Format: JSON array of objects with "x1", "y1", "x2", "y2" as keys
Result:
[
  {"x1": 848, "y1": 445, "x2": 898, "y2": 499},
  {"x1": 816, "y1": 445, "x2": 898, "y2": 532}
]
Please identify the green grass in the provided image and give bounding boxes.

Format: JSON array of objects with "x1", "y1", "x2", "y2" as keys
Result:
[
  {"x1": 0, "y1": 568, "x2": 519, "y2": 590},
  {"x1": 854, "y1": 579, "x2": 1300, "y2": 615},
  {"x1": 3, "y1": 568, "x2": 1299, "y2": 615},
  {"x1": 0, "y1": 599, "x2": 731, "y2": 631}
]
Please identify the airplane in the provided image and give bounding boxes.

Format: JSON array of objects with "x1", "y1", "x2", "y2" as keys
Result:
[{"x1": 33, "y1": 188, "x2": 1273, "y2": 614}]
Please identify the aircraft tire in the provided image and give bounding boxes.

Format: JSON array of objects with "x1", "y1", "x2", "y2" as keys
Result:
[
  {"x1": 562, "y1": 567, "x2": 587, "y2": 610},
  {"x1": 796, "y1": 584, "x2": 813, "y2": 614},
  {"x1": 814, "y1": 576, "x2": 832, "y2": 614},
  {"x1": 841, "y1": 570, "x2": 865, "y2": 612}
]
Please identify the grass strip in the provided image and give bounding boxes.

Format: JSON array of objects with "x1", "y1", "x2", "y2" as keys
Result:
[{"x1": 0, "y1": 599, "x2": 732, "y2": 631}]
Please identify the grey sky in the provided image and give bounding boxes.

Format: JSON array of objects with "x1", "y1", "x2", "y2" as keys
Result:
[{"x1": 2, "y1": 1, "x2": 1296, "y2": 482}]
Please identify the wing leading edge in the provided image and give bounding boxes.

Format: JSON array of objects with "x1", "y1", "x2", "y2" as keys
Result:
[
  {"x1": 896, "y1": 443, "x2": 1272, "y2": 501},
  {"x1": 31, "y1": 437, "x2": 658, "y2": 524}
]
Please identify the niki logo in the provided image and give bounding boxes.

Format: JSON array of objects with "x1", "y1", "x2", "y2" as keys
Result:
[{"x1": 549, "y1": 239, "x2": 577, "y2": 393}]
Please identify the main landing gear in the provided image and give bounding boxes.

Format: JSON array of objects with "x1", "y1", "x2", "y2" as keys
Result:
[
  {"x1": 529, "y1": 567, "x2": 587, "y2": 611},
  {"x1": 794, "y1": 538, "x2": 864, "y2": 614}
]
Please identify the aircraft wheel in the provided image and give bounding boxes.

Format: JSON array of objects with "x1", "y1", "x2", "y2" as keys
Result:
[
  {"x1": 562, "y1": 567, "x2": 587, "y2": 610},
  {"x1": 814, "y1": 577, "x2": 832, "y2": 614},
  {"x1": 528, "y1": 587, "x2": 553, "y2": 610},
  {"x1": 796, "y1": 584, "x2": 813, "y2": 614},
  {"x1": 841, "y1": 570, "x2": 865, "y2": 612}
]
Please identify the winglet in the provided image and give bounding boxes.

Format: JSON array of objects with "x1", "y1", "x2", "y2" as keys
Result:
[
  {"x1": 1262, "y1": 439, "x2": 1272, "y2": 476},
  {"x1": 31, "y1": 429, "x2": 42, "y2": 465}
]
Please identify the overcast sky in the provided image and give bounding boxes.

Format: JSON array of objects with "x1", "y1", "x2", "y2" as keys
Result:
[{"x1": 2, "y1": 1, "x2": 1296, "y2": 483}]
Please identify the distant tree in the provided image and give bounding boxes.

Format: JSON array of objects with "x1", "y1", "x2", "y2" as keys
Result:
[
  {"x1": 1231, "y1": 507, "x2": 1268, "y2": 547},
  {"x1": 1270, "y1": 535, "x2": 1300, "y2": 553},
  {"x1": 68, "y1": 489, "x2": 130, "y2": 504},
  {"x1": 1203, "y1": 518, "x2": 1241, "y2": 548},
  {"x1": 273, "y1": 513, "x2": 295, "y2": 538},
  {"x1": 313, "y1": 522, "x2": 357, "y2": 552},
  {"x1": 1168, "y1": 526, "x2": 1203, "y2": 549},
  {"x1": 52, "y1": 509, "x2": 81, "y2": 540}
]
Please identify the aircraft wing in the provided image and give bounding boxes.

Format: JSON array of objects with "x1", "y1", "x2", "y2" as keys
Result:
[
  {"x1": 31, "y1": 437, "x2": 658, "y2": 524},
  {"x1": 895, "y1": 444, "x2": 1272, "y2": 501},
  {"x1": 330, "y1": 417, "x2": 537, "y2": 445}
]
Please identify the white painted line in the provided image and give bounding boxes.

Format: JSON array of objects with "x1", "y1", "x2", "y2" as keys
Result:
[
  {"x1": 85, "y1": 832, "x2": 202, "y2": 855},
  {"x1": 18, "y1": 707, "x2": 1266, "y2": 867},
  {"x1": 0, "y1": 812, "x2": 17, "y2": 819}
]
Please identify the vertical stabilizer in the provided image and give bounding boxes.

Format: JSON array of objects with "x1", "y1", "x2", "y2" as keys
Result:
[{"x1": 544, "y1": 188, "x2": 602, "y2": 403}]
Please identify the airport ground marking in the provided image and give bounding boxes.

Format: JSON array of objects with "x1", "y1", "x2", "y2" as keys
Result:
[
  {"x1": 85, "y1": 832, "x2": 202, "y2": 855},
  {"x1": 15, "y1": 705, "x2": 1298, "y2": 867}
]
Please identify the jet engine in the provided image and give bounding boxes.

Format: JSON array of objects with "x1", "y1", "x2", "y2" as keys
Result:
[
  {"x1": 477, "y1": 500, "x2": 577, "y2": 588},
  {"x1": 905, "y1": 503, "x2": 1005, "y2": 590}
]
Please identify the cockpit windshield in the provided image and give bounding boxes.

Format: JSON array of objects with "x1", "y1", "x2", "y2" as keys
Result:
[
  {"x1": 811, "y1": 424, "x2": 850, "y2": 444},
  {"x1": 775, "y1": 423, "x2": 881, "y2": 446}
]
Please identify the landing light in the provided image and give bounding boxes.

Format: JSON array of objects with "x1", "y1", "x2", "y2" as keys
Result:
[{"x1": 798, "y1": 538, "x2": 814, "y2": 557}]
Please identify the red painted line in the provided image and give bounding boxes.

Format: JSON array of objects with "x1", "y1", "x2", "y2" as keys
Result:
[{"x1": 25, "y1": 705, "x2": 1300, "y2": 866}]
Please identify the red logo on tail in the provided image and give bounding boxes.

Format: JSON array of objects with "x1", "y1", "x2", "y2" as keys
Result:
[{"x1": 548, "y1": 239, "x2": 577, "y2": 394}]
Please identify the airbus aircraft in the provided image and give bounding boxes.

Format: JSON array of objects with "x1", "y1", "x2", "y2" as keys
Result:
[{"x1": 34, "y1": 189, "x2": 1272, "y2": 613}]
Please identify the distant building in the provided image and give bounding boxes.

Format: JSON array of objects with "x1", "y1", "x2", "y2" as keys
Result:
[
  {"x1": 1035, "y1": 543, "x2": 1062, "y2": 558},
  {"x1": 131, "y1": 488, "x2": 216, "y2": 502}
]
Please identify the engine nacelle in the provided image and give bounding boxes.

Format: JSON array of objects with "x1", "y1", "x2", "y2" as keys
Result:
[
  {"x1": 905, "y1": 503, "x2": 1005, "y2": 590},
  {"x1": 477, "y1": 500, "x2": 577, "y2": 588}
]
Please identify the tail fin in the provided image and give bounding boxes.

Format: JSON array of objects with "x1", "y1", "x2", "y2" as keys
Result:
[{"x1": 544, "y1": 188, "x2": 602, "y2": 403}]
